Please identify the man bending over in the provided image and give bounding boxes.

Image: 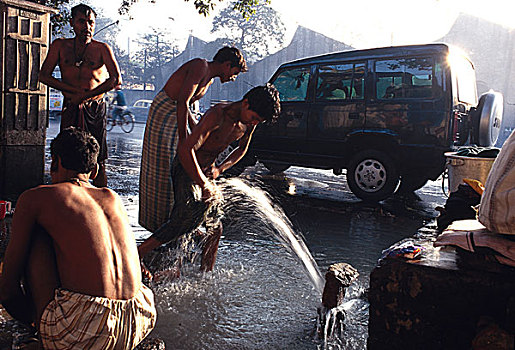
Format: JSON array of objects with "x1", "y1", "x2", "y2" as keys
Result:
[
  {"x1": 138, "y1": 84, "x2": 281, "y2": 273},
  {"x1": 0, "y1": 127, "x2": 156, "y2": 349}
]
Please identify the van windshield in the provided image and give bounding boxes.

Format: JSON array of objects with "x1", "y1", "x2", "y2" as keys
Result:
[
  {"x1": 271, "y1": 67, "x2": 311, "y2": 102},
  {"x1": 449, "y1": 53, "x2": 477, "y2": 105}
]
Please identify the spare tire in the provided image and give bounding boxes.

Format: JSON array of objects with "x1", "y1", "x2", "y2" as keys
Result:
[{"x1": 472, "y1": 91, "x2": 503, "y2": 147}]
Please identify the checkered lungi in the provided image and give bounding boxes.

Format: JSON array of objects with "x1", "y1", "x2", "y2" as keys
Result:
[
  {"x1": 39, "y1": 285, "x2": 156, "y2": 349},
  {"x1": 139, "y1": 90, "x2": 179, "y2": 233}
]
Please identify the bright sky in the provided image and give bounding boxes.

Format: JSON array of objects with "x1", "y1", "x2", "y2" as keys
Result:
[{"x1": 96, "y1": 0, "x2": 515, "y2": 52}]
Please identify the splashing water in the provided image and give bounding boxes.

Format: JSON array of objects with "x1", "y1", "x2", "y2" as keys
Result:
[
  {"x1": 219, "y1": 177, "x2": 325, "y2": 293},
  {"x1": 145, "y1": 177, "x2": 370, "y2": 349}
]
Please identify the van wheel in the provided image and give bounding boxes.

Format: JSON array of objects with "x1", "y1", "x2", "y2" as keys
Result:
[
  {"x1": 347, "y1": 150, "x2": 399, "y2": 201},
  {"x1": 263, "y1": 161, "x2": 290, "y2": 174}
]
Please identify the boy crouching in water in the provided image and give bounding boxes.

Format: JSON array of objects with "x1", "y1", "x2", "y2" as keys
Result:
[{"x1": 138, "y1": 84, "x2": 281, "y2": 275}]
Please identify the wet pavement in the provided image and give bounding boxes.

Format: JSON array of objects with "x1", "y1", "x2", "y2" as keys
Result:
[{"x1": 0, "y1": 119, "x2": 448, "y2": 349}]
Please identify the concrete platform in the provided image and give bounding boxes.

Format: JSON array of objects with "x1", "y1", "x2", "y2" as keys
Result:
[{"x1": 368, "y1": 222, "x2": 515, "y2": 349}]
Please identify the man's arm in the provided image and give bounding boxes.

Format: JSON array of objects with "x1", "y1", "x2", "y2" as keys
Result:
[
  {"x1": 39, "y1": 39, "x2": 82, "y2": 95},
  {"x1": 215, "y1": 126, "x2": 256, "y2": 175},
  {"x1": 176, "y1": 60, "x2": 209, "y2": 142},
  {"x1": 0, "y1": 191, "x2": 38, "y2": 325}
]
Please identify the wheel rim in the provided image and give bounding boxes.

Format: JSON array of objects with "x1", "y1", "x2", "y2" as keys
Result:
[
  {"x1": 354, "y1": 158, "x2": 387, "y2": 193},
  {"x1": 121, "y1": 115, "x2": 134, "y2": 133}
]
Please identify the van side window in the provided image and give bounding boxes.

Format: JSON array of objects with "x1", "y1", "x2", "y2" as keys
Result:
[
  {"x1": 316, "y1": 63, "x2": 365, "y2": 100},
  {"x1": 376, "y1": 57, "x2": 436, "y2": 99},
  {"x1": 271, "y1": 67, "x2": 311, "y2": 102}
]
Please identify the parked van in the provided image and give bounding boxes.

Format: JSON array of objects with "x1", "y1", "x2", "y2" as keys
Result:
[{"x1": 243, "y1": 43, "x2": 503, "y2": 201}]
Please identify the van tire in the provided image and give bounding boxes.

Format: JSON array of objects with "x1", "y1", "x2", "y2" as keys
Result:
[
  {"x1": 347, "y1": 150, "x2": 399, "y2": 201},
  {"x1": 397, "y1": 173, "x2": 428, "y2": 193}
]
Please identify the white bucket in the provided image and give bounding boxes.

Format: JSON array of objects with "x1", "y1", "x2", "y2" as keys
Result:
[{"x1": 445, "y1": 152, "x2": 496, "y2": 193}]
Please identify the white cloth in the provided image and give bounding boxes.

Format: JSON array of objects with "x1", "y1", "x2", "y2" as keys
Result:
[{"x1": 479, "y1": 129, "x2": 515, "y2": 234}]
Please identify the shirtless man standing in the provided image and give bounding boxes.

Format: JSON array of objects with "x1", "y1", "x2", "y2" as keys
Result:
[
  {"x1": 0, "y1": 127, "x2": 156, "y2": 349},
  {"x1": 139, "y1": 47, "x2": 247, "y2": 233},
  {"x1": 138, "y1": 84, "x2": 280, "y2": 273},
  {"x1": 39, "y1": 3, "x2": 121, "y2": 188}
]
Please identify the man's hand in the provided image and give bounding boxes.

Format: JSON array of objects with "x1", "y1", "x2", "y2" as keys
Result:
[
  {"x1": 63, "y1": 88, "x2": 90, "y2": 105},
  {"x1": 201, "y1": 181, "x2": 223, "y2": 203},
  {"x1": 204, "y1": 165, "x2": 221, "y2": 180},
  {"x1": 140, "y1": 260, "x2": 153, "y2": 282}
]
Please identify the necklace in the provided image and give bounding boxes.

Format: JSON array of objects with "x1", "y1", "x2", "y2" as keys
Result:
[
  {"x1": 73, "y1": 39, "x2": 90, "y2": 67},
  {"x1": 68, "y1": 178, "x2": 89, "y2": 186}
]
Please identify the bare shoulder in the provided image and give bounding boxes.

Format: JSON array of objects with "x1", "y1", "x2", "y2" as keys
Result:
[
  {"x1": 91, "y1": 39, "x2": 112, "y2": 52},
  {"x1": 51, "y1": 37, "x2": 70, "y2": 49},
  {"x1": 205, "y1": 104, "x2": 225, "y2": 120},
  {"x1": 188, "y1": 58, "x2": 208, "y2": 68},
  {"x1": 16, "y1": 184, "x2": 60, "y2": 209},
  {"x1": 186, "y1": 58, "x2": 209, "y2": 73}
]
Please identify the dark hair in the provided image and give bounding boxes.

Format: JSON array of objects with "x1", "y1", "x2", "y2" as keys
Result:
[
  {"x1": 213, "y1": 47, "x2": 248, "y2": 72},
  {"x1": 51, "y1": 127, "x2": 99, "y2": 173},
  {"x1": 71, "y1": 4, "x2": 97, "y2": 19},
  {"x1": 243, "y1": 84, "x2": 281, "y2": 123}
]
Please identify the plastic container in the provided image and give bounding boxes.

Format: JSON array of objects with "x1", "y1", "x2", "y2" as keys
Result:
[{"x1": 445, "y1": 152, "x2": 496, "y2": 193}]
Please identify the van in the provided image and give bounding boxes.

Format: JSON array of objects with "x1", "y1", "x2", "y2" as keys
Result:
[{"x1": 242, "y1": 43, "x2": 503, "y2": 201}]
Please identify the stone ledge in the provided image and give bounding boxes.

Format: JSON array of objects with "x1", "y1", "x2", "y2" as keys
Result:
[{"x1": 368, "y1": 234, "x2": 515, "y2": 349}]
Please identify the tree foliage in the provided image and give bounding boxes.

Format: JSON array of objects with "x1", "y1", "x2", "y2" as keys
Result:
[
  {"x1": 29, "y1": 0, "x2": 267, "y2": 34},
  {"x1": 211, "y1": 1, "x2": 284, "y2": 63},
  {"x1": 131, "y1": 29, "x2": 179, "y2": 89}
]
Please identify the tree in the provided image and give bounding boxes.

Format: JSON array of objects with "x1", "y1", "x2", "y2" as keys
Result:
[
  {"x1": 29, "y1": 0, "x2": 269, "y2": 35},
  {"x1": 118, "y1": 0, "x2": 269, "y2": 19},
  {"x1": 131, "y1": 28, "x2": 179, "y2": 90},
  {"x1": 211, "y1": 1, "x2": 285, "y2": 63}
]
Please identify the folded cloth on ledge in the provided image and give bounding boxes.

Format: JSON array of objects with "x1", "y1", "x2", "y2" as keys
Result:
[{"x1": 435, "y1": 219, "x2": 515, "y2": 267}]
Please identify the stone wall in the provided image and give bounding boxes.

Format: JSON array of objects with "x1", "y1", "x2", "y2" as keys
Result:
[{"x1": 368, "y1": 240, "x2": 515, "y2": 349}]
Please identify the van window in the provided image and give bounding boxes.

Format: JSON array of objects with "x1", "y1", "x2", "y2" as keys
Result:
[
  {"x1": 450, "y1": 54, "x2": 477, "y2": 105},
  {"x1": 271, "y1": 67, "x2": 311, "y2": 102},
  {"x1": 375, "y1": 57, "x2": 437, "y2": 99},
  {"x1": 316, "y1": 62, "x2": 365, "y2": 100}
]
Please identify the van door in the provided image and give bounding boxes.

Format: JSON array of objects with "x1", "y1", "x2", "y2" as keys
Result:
[
  {"x1": 308, "y1": 62, "x2": 366, "y2": 163},
  {"x1": 253, "y1": 66, "x2": 312, "y2": 161}
]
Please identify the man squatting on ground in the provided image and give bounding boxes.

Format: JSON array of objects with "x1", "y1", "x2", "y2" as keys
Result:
[
  {"x1": 137, "y1": 85, "x2": 281, "y2": 273},
  {"x1": 39, "y1": 4, "x2": 121, "y2": 188},
  {"x1": 0, "y1": 127, "x2": 156, "y2": 349},
  {"x1": 139, "y1": 47, "x2": 247, "y2": 234}
]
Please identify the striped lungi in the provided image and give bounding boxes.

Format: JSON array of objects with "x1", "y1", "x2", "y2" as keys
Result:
[{"x1": 139, "y1": 90, "x2": 178, "y2": 233}]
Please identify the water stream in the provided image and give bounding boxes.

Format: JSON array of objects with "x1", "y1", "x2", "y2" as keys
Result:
[{"x1": 142, "y1": 177, "x2": 366, "y2": 349}]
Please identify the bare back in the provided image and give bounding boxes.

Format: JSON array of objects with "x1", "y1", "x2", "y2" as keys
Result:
[
  {"x1": 162, "y1": 58, "x2": 213, "y2": 103},
  {"x1": 25, "y1": 182, "x2": 141, "y2": 299}
]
